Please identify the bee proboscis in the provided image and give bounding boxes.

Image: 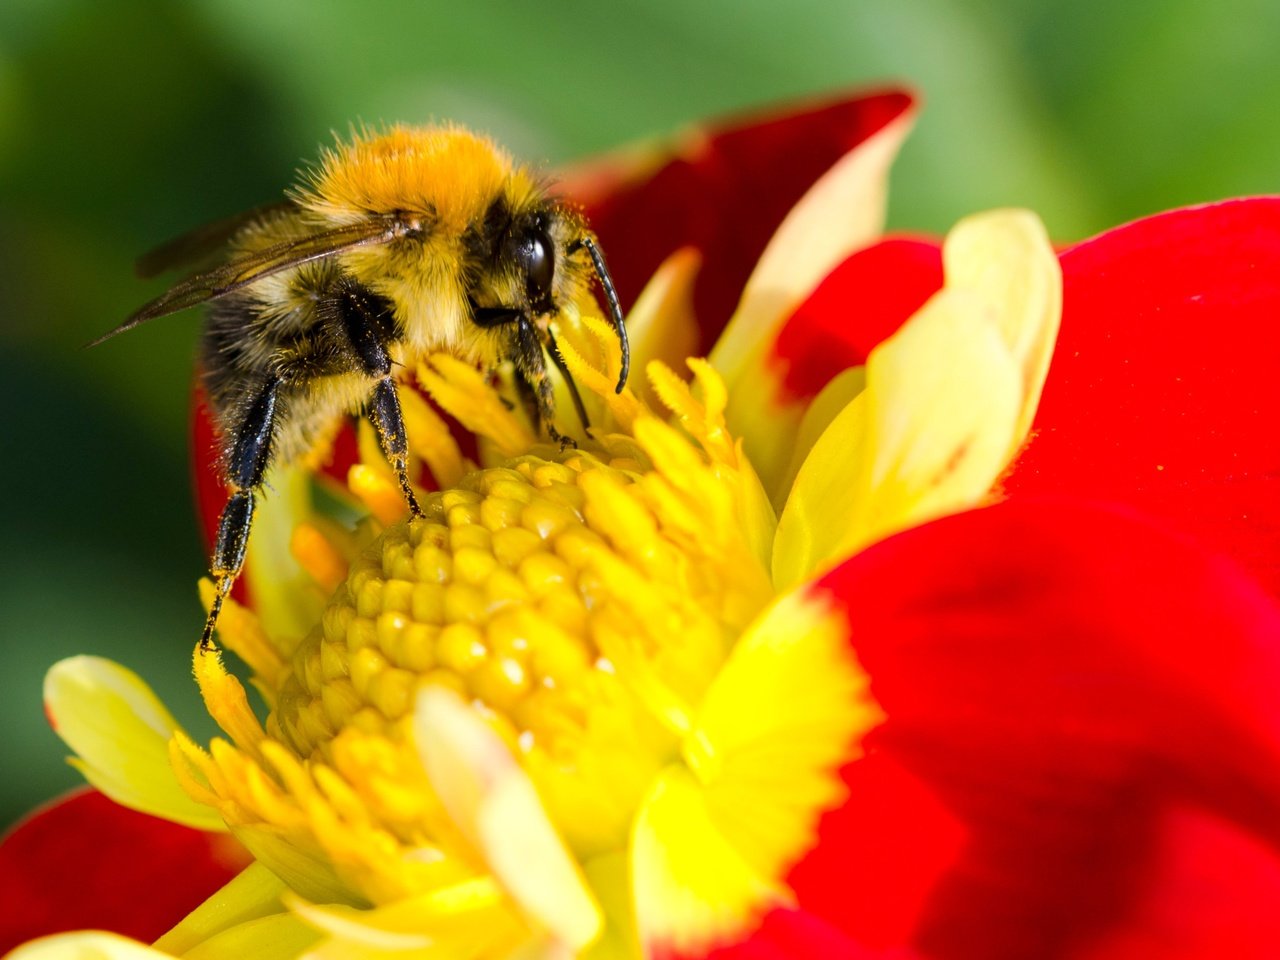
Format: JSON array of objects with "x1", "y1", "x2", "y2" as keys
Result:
[{"x1": 94, "y1": 124, "x2": 630, "y2": 650}]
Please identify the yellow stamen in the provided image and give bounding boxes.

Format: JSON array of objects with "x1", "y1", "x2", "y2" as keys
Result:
[
  {"x1": 193, "y1": 646, "x2": 269, "y2": 756},
  {"x1": 346, "y1": 464, "x2": 409, "y2": 526},
  {"x1": 199, "y1": 579, "x2": 289, "y2": 698},
  {"x1": 418, "y1": 353, "x2": 536, "y2": 459},
  {"x1": 399, "y1": 384, "x2": 469, "y2": 488},
  {"x1": 290, "y1": 522, "x2": 351, "y2": 595},
  {"x1": 616, "y1": 247, "x2": 702, "y2": 411}
]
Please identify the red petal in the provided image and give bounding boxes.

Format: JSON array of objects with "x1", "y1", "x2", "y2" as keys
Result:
[
  {"x1": 769, "y1": 235, "x2": 943, "y2": 399},
  {"x1": 1005, "y1": 197, "x2": 1280, "y2": 600},
  {"x1": 1080, "y1": 806, "x2": 1280, "y2": 960},
  {"x1": 0, "y1": 789, "x2": 250, "y2": 951},
  {"x1": 699, "y1": 908, "x2": 893, "y2": 960},
  {"x1": 191, "y1": 382, "x2": 229, "y2": 555},
  {"x1": 569, "y1": 88, "x2": 917, "y2": 354},
  {"x1": 766, "y1": 498, "x2": 1280, "y2": 959}
]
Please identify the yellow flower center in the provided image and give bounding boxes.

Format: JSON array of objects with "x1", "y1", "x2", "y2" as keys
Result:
[
  {"x1": 175, "y1": 329, "x2": 780, "y2": 929},
  {"x1": 275, "y1": 446, "x2": 754, "y2": 860}
]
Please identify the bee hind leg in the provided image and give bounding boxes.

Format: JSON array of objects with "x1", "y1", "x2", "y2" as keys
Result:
[
  {"x1": 201, "y1": 376, "x2": 280, "y2": 652},
  {"x1": 201, "y1": 491, "x2": 255, "y2": 651}
]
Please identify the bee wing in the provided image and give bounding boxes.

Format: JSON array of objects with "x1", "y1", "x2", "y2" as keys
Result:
[
  {"x1": 92, "y1": 215, "x2": 413, "y2": 347},
  {"x1": 135, "y1": 199, "x2": 298, "y2": 279}
]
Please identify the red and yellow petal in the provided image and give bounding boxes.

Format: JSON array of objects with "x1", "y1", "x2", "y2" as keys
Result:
[
  {"x1": 771, "y1": 210, "x2": 1058, "y2": 585},
  {"x1": 768, "y1": 197, "x2": 1280, "y2": 606},
  {"x1": 758, "y1": 498, "x2": 1280, "y2": 960},
  {"x1": 43, "y1": 656, "x2": 226, "y2": 832},
  {"x1": 1004, "y1": 197, "x2": 1280, "y2": 600},
  {"x1": 0, "y1": 790, "x2": 250, "y2": 952},
  {"x1": 566, "y1": 89, "x2": 917, "y2": 354},
  {"x1": 631, "y1": 590, "x2": 880, "y2": 959},
  {"x1": 771, "y1": 236, "x2": 943, "y2": 400}
]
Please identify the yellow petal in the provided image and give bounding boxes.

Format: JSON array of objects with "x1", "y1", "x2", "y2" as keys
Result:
[
  {"x1": 181, "y1": 912, "x2": 319, "y2": 960},
  {"x1": 632, "y1": 765, "x2": 787, "y2": 958},
  {"x1": 773, "y1": 365, "x2": 866, "y2": 504},
  {"x1": 288, "y1": 522, "x2": 349, "y2": 596},
  {"x1": 43, "y1": 657, "x2": 224, "y2": 831},
  {"x1": 418, "y1": 353, "x2": 536, "y2": 459},
  {"x1": 941, "y1": 208, "x2": 1062, "y2": 450},
  {"x1": 413, "y1": 687, "x2": 603, "y2": 950},
  {"x1": 686, "y1": 590, "x2": 878, "y2": 855},
  {"x1": 711, "y1": 101, "x2": 917, "y2": 493},
  {"x1": 286, "y1": 878, "x2": 505, "y2": 944},
  {"x1": 287, "y1": 902, "x2": 432, "y2": 951},
  {"x1": 244, "y1": 464, "x2": 324, "y2": 642},
  {"x1": 4, "y1": 933, "x2": 167, "y2": 960},
  {"x1": 356, "y1": 419, "x2": 390, "y2": 480},
  {"x1": 283, "y1": 879, "x2": 535, "y2": 960},
  {"x1": 579, "y1": 853, "x2": 640, "y2": 960},
  {"x1": 632, "y1": 589, "x2": 876, "y2": 957},
  {"x1": 399, "y1": 383, "x2": 467, "y2": 489},
  {"x1": 221, "y1": 824, "x2": 355, "y2": 906},
  {"x1": 622, "y1": 248, "x2": 702, "y2": 410},
  {"x1": 154, "y1": 862, "x2": 287, "y2": 956},
  {"x1": 347, "y1": 464, "x2": 408, "y2": 527},
  {"x1": 554, "y1": 315, "x2": 644, "y2": 434},
  {"x1": 773, "y1": 288, "x2": 1021, "y2": 590}
]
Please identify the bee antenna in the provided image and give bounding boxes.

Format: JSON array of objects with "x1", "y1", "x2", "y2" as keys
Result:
[{"x1": 577, "y1": 237, "x2": 629, "y2": 393}]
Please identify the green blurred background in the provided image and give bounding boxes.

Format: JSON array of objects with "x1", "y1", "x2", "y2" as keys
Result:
[{"x1": 2, "y1": 0, "x2": 1278, "y2": 830}]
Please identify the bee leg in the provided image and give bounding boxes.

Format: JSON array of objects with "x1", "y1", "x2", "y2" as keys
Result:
[
  {"x1": 511, "y1": 372, "x2": 567, "y2": 448},
  {"x1": 474, "y1": 306, "x2": 578, "y2": 446},
  {"x1": 545, "y1": 328, "x2": 592, "y2": 437},
  {"x1": 368, "y1": 378, "x2": 423, "y2": 518},
  {"x1": 334, "y1": 278, "x2": 423, "y2": 518},
  {"x1": 201, "y1": 376, "x2": 280, "y2": 652},
  {"x1": 514, "y1": 315, "x2": 576, "y2": 449}
]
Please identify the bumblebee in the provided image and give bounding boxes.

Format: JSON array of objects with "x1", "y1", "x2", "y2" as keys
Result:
[{"x1": 95, "y1": 124, "x2": 629, "y2": 650}]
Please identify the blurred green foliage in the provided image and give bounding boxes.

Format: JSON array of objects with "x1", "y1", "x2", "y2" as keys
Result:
[{"x1": 1, "y1": 0, "x2": 1277, "y2": 830}]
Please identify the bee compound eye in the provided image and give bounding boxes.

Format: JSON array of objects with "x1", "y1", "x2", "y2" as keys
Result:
[{"x1": 518, "y1": 229, "x2": 555, "y2": 303}]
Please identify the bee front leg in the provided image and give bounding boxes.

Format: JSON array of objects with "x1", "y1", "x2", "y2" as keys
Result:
[
  {"x1": 545, "y1": 327, "x2": 592, "y2": 436},
  {"x1": 472, "y1": 306, "x2": 584, "y2": 441},
  {"x1": 514, "y1": 315, "x2": 576, "y2": 449},
  {"x1": 202, "y1": 376, "x2": 279, "y2": 652}
]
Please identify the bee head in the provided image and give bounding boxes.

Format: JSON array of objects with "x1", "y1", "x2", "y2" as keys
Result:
[
  {"x1": 468, "y1": 195, "x2": 629, "y2": 393},
  {"x1": 508, "y1": 209, "x2": 559, "y2": 316}
]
